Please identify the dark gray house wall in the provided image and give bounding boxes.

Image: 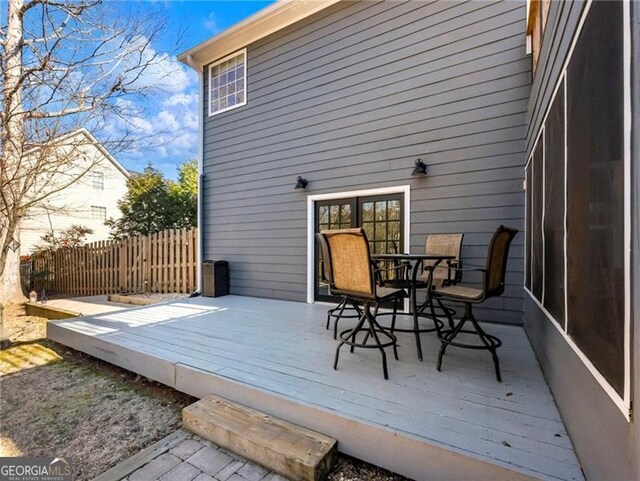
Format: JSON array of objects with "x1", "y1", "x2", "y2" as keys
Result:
[
  {"x1": 523, "y1": 2, "x2": 639, "y2": 480},
  {"x1": 202, "y1": 0, "x2": 530, "y2": 324}
]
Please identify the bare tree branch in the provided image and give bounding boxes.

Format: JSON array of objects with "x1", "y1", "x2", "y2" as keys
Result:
[{"x1": 0, "y1": 0, "x2": 182, "y2": 301}]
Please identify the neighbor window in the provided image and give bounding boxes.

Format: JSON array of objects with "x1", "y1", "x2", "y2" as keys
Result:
[
  {"x1": 208, "y1": 49, "x2": 246, "y2": 116},
  {"x1": 91, "y1": 171, "x2": 104, "y2": 190},
  {"x1": 90, "y1": 206, "x2": 106, "y2": 221}
]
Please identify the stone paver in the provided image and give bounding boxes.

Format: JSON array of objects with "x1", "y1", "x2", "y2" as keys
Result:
[
  {"x1": 236, "y1": 463, "x2": 269, "y2": 481},
  {"x1": 262, "y1": 474, "x2": 288, "y2": 481},
  {"x1": 171, "y1": 439, "x2": 206, "y2": 460},
  {"x1": 226, "y1": 475, "x2": 252, "y2": 481},
  {"x1": 193, "y1": 474, "x2": 216, "y2": 481},
  {"x1": 95, "y1": 430, "x2": 285, "y2": 481},
  {"x1": 158, "y1": 461, "x2": 201, "y2": 481},
  {"x1": 214, "y1": 460, "x2": 245, "y2": 481},
  {"x1": 186, "y1": 446, "x2": 234, "y2": 478},
  {"x1": 129, "y1": 453, "x2": 182, "y2": 481}
]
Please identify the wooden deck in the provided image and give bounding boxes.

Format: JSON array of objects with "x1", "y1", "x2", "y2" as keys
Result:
[{"x1": 48, "y1": 295, "x2": 583, "y2": 481}]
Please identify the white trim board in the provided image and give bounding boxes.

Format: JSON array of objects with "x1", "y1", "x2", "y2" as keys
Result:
[
  {"x1": 621, "y1": 0, "x2": 632, "y2": 409},
  {"x1": 522, "y1": 0, "x2": 632, "y2": 419},
  {"x1": 306, "y1": 185, "x2": 411, "y2": 304},
  {"x1": 179, "y1": 0, "x2": 341, "y2": 71}
]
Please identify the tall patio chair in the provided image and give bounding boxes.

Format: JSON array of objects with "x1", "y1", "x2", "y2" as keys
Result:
[
  {"x1": 416, "y1": 233, "x2": 464, "y2": 328},
  {"x1": 423, "y1": 234, "x2": 464, "y2": 287},
  {"x1": 433, "y1": 225, "x2": 518, "y2": 382},
  {"x1": 316, "y1": 232, "x2": 362, "y2": 339},
  {"x1": 318, "y1": 228, "x2": 404, "y2": 379}
]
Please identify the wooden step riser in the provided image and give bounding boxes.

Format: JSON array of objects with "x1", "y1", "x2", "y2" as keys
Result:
[{"x1": 182, "y1": 395, "x2": 337, "y2": 481}]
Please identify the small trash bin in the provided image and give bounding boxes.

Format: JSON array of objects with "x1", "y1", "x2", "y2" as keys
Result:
[{"x1": 202, "y1": 260, "x2": 229, "y2": 297}]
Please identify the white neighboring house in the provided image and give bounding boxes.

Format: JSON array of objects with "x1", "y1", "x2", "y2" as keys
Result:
[{"x1": 19, "y1": 129, "x2": 130, "y2": 255}]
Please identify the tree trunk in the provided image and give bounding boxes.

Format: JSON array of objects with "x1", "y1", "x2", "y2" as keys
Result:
[
  {"x1": 0, "y1": 247, "x2": 25, "y2": 304},
  {"x1": 0, "y1": 0, "x2": 26, "y2": 304}
]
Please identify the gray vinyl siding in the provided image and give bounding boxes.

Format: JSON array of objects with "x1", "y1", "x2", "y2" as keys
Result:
[
  {"x1": 202, "y1": 0, "x2": 530, "y2": 323},
  {"x1": 523, "y1": 2, "x2": 639, "y2": 481}
]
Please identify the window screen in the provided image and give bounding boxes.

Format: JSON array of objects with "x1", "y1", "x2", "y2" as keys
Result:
[
  {"x1": 566, "y1": 0, "x2": 625, "y2": 395},
  {"x1": 543, "y1": 81, "x2": 566, "y2": 327},
  {"x1": 525, "y1": 164, "x2": 532, "y2": 290},
  {"x1": 531, "y1": 138, "x2": 543, "y2": 302}
]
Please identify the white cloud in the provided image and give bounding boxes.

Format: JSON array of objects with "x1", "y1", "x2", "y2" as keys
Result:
[
  {"x1": 157, "y1": 111, "x2": 180, "y2": 131},
  {"x1": 129, "y1": 116, "x2": 154, "y2": 134},
  {"x1": 183, "y1": 111, "x2": 198, "y2": 130},
  {"x1": 98, "y1": 38, "x2": 200, "y2": 176},
  {"x1": 120, "y1": 36, "x2": 196, "y2": 95},
  {"x1": 134, "y1": 52, "x2": 195, "y2": 94},
  {"x1": 203, "y1": 12, "x2": 218, "y2": 32},
  {"x1": 162, "y1": 93, "x2": 197, "y2": 107}
]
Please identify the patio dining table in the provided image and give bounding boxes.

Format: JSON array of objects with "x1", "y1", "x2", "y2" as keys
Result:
[{"x1": 372, "y1": 253, "x2": 455, "y2": 361}]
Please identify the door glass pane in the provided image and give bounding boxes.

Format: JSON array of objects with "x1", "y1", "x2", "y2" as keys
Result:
[
  {"x1": 375, "y1": 201, "x2": 387, "y2": 221},
  {"x1": 389, "y1": 221, "x2": 400, "y2": 243},
  {"x1": 330, "y1": 205, "x2": 340, "y2": 224},
  {"x1": 319, "y1": 206, "x2": 328, "y2": 224},
  {"x1": 340, "y1": 204, "x2": 351, "y2": 226},
  {"x1": 362, "y1": 202, "x2": 374, "y2": 222},
  {"x1": 388, "y1": 200, "x2": 400, "y2": 220},
  {"x1": 362, "y1": 222, "x2": 374, "y2": 240}
]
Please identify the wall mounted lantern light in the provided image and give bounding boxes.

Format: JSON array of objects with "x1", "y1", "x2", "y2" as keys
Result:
[
  {"x1": 294, "y1": 176, "x2": 308, "y2": 190},
  {"x1": 411, "y1": 158, "x2": 428, "y2": 177},
  {"x1": 8, "y1": 237, "x2": 19, "y2": 252}
]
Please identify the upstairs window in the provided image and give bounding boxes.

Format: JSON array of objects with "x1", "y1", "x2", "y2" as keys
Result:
[
  {"x1": 91, "y1": 171, "x2": 104, "y2": 190},
  {"x1": 208, "y1": 49, "x2": 246, "y2": 116},
  {"x1": 90, "y1": 206, "x2": 106, "y2": 221}
]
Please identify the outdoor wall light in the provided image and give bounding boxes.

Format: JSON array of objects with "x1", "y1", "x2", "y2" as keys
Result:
[
  {"x1": 8, "y1": 237, "x2": 19, "y2": 252},
  {"x1": 411, "y1": 158, "x2": 428, "y2": 177},
  {"x1": 294, "y1": 176, "x2": 308, "y2": 190}
]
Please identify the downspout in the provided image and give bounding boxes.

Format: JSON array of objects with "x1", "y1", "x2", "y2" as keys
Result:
[{"x1": 191, "y1": 56, "x2": 204, "y2": 294}]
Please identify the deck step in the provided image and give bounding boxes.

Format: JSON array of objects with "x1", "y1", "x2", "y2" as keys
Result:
[{"x1": 182, "y1": 395, "x2": 337, "y2": 481}]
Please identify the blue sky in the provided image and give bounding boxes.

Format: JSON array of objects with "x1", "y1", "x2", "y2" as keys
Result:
[{"x1": 116, "y1": 1, "x2": 275, "y2": 178}]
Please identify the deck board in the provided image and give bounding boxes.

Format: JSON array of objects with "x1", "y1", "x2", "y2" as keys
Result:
[{"x1": 48, "y1": 295, "x2": 583, "y2": 481}]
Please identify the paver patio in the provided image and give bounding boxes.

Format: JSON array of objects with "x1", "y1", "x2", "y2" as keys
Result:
[{"x1": 94, "y1": 429, "x2": 286, "y2": 481}]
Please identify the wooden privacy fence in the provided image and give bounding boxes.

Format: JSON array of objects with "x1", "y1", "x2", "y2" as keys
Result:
[{"x1": 32, "y1": 228, "x2": 198, "y2": 296}]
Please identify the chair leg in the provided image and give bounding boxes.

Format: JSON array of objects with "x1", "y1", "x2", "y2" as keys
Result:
[
  {"x1": 365, "y1": 297, "x2": 399, "y2": 361},
  {"x1": 328, "y1": 297, "x2": 347, "y2": 331},
  {"x1": 411, "y1": 284, "x2": 423, "y2": 362},
  {"x1": 332, "y1": 297, "x2": 348, "y2": 340},
  {"x1": 436, "y1": 298, "x2": 456, "y2": 330},
  {"x1": 334, "y1": 308, "x2": 367, "y2": 371},
  {"x1": 335, "y1": 302, "x2": 398, "y2": 379},
  {"x1": 469, "y1": 312, "x2": 502, "y2": 382},
  {"x1": 437, "y1": 314, "x2": 467, "y2": 372},
  {"x1": 436, "y1": 303, "x2": 503, "y2": 382},
  {"x1": 390, "y1": 295, "x2": 399, "y2": 335},
  {"x1": 360, "y1": 309, "x2": 387, "y2": 379},
  {"x1": 361, "y1": 303, "x2": 379, "y2": 347}
]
